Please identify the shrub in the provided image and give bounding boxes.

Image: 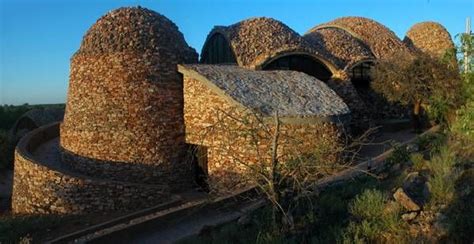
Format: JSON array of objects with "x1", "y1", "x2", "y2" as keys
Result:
[
  {"x1": 410, "y1": 153, "x2": 425, "y2": 171},
  {"x1": 371, "y1": 52, "x2": 462, "y2": 130},
  {"x1": 444, "y1": 169, "x2": 474, "y2": 242},
  {"x1": 349, "y1": 189, "x2": 386, "y2": 221},
  {"x1": 344, "y1": 189, "x2": 406, "y2": 243},
  {"x1": 385, "y1": 145, "x2": 410, "y2": 168},
  {"x1": 427, "y1": 146, "x2": 457, "y2": 206},
  {"x1": 451, "y1": 100, "x2": 474, "y2": 139}
]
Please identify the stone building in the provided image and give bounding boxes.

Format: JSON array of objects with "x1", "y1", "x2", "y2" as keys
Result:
[
  {"x1": 179, "y1": 64, "x2": 349, "y2": 192},
  {"x1": 12, "y1": 7, "x2": 455, "y2": 214},
  {"x1": 12, "y1": 7, "x2": 198, "y2": 214},
  {"x1": 10, "y1": 108, "x2": 64, "y2": 143},
  {"x1": 404, "y1": 21, "x2": 456, "y2": 58},
  {"x1": 60, "y1": 7, "x2": 198, "y2": 186}
]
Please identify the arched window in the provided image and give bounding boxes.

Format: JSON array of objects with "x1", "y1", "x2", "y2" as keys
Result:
[
  {"x1": 351, "y1": 61, "x2": 374, "y2": 89},
  {"x1": 201, "y1": 33, "x2": 237, "y2": 64},
  {"x1": 262, "y1": 54, "x2": 333, "y2": 82}
]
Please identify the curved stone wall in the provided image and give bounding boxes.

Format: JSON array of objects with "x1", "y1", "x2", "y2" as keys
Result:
[
  {"x1": 60, "y1": 7, "x2": 197, "y2": 185},
  {"x1": 12, "y1": 123, "x2": 170, "y2": 214},
  {"x1": 304, "y1": 27, "x2": 374, "y2": 71},
  {"x1": 313, "y1": 17, "x2": 411, "y2": 59},
  {"x1": 202, "y1": 18, "x2": 339, "y2": 72},
  {"x1": 403, "y1": 21, "x2": 455, "y2": 58}
]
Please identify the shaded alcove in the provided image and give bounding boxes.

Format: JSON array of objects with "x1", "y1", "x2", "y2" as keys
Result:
[
  {"x1": 351, "y1": 61, "x2": 374, "y2": 90},
  {"x1": 201, "y1": 33, "x2": 237, "y2": 64},
  {"x1": 262, "y1": 54, "x2": 333, "y2": 82}
]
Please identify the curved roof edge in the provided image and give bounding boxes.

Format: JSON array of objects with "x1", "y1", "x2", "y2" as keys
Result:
[{"x1": 178, "y1": 64, "x2": 351, "y2": 125}]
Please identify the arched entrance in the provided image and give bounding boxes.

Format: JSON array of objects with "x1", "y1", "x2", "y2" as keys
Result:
[
  {"x1": 201, "y1": 33, "x2": 237, "y2": 64},
  {"x1": 351, "y1": 61, "x2": 374, "y2": 90},
  {"x1": 262, "y1": 54, "x2": 333, "y2": 82}
]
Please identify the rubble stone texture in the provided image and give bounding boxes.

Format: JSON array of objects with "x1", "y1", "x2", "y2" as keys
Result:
[
  {"x1": 12, "y1": 124, "x2": 168, "y2": 214},
  {"x1": 180, "y1": 64, "x2": 350, "y2": 119},
  {"x1": 203, "y1": 18, "x2": 337, "y2": 70},
  {"x1": 180, "y1": 65, "x2": 345, "y2": 192},
  {"x1": 403, "y1": 21, "x2": 455, "y2": 58},
  {"x1": 303, "y1": 27, "x2": 375, "y2": 72},
  {"x1": 10, "y1": 108, "x2": 64, "y2": 141},
  {"x1": 201, "y1": 18, "x2": 370, "y2": 128},
  {"x1": 312, "y1": 17, "x2": 410, "y2": 59},
  {"x1": 60, "y1": 7, "x2": 197, "y2": 184}
]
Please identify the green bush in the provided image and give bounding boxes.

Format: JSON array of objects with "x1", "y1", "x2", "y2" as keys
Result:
[
  {"x1": 385, "y1": 145, "x2": 410, "y2": 168},
  {"x1": 445, "y1": 169, "x2": 474, "y2": 242},
  {"x1": 427, "y1": 146, "x2": 457, "y2": 206},
  {"x1": 349, "y1": 189, "x2": 386, "y2": 221},
  {"x1": 410, "y1": 153, "x2": 425, "y2": 171},
  {"x1": 415, "y1": 131, "x2": 447, "y2": 154},
  {"x1": 344, "y1": 189, "x2": 406, "y2": 243},
  {"x1": 451, "y1": 100, "x2": 474, "y2": 138},
  {"x1": 427, "y1": 95, "x2": 451, "y2": 125}
]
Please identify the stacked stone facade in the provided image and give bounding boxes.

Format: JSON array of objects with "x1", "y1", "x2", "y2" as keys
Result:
[
  {"x1": 12, "y1": 123, "x2": 168, "y2": 214},
  {"x1": 60, "y1": 7, "x2": 197, "y2": 185},
  {"x1": 182, "y1": 75, "x2": 343, "y2": 193},
  {"x1": 404, "y1": 21, "x2": 455, "y2": 58},
  {"x1": 12, "y1": 8, "x2": 455, "y2": 214},
  {"x1": 313, "y1": 17, "x2": 411, "y2": 59}
]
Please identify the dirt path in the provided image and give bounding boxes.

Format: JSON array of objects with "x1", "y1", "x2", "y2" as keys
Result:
[{"x1": 357, "y1": 128, "x2": 416, "y2": 162}]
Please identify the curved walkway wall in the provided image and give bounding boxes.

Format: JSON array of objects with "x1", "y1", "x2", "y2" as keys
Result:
[{"x1": 12, "y1": 123, "x2": 170, "y2": 214}]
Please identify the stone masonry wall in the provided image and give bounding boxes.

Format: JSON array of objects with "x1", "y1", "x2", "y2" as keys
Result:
[
  {"x1": 12, "y1": 123, "x2": 169, "y2": 214},
  {"x1": 60, "y1": 7, "x2": 197, "y2": 186},
  {"x1": 183, "y1": 77, "x2": 342, "y2": 193},
  {"x1": 60, "y1": 51, "x2": 192, "y2": 185}
]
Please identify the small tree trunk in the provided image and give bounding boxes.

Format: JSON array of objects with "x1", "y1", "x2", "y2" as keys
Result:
[
  {"x1": 412, "y1": 99, "x2": 423, "y2": 133},
  {"x1": 270, "y1": 112, "x2": 281, "y2": 227}
]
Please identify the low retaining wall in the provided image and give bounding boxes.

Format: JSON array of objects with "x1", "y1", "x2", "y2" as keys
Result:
[
  {"x1": 60, "y1": 149, "x2": 192, "y2": 188},
  {"x1": 12, "y1": 123, "x2": 171, "y2": 214}
]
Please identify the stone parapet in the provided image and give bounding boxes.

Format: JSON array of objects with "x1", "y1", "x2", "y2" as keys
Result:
[{"x1": 12, "y1": 123, "x2": 170, "y2": 214}]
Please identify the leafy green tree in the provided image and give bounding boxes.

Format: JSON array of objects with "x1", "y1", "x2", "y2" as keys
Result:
[{"x1": 371, "y1": 52, "x2": 462, "y2": 131}]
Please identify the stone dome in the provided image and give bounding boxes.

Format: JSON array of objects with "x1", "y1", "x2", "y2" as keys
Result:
[
  {"x1": 304, "y1": 27, "x2": 374, "y2": 71},
  {"x1": 203, "y1": 17, "x2": 313, "y2": 68},
  {"x1": 403, "y1": 21, "x2": 455, "y2": 58},
  {"x1": 312, "y1": 17, "x2": 410, "y2": 59},
  {"x1": 77, "y1": 6, "x2": 197, "y2": 62},
  {"x1": 60, "y1": 7, "x2": 197, "y2": 186}
]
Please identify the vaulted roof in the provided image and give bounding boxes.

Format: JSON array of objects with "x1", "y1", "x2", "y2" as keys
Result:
[
  {"x1": 309, "y1": 17, "x2": 410, "y2": 59},
  {"x1": 304, "y1": 27, "x2": 375, "y2": 71},
  {"x1": 178, "y1": 64, "x2": 350, "y2": 123},
  {"x1": 201, "y1": 17, "x2": 339, "y2": 72}
]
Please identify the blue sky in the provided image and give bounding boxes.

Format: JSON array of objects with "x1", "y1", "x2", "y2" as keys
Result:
[{"x1": 0, "y1": 0, "x2": 472, "y2": 105}]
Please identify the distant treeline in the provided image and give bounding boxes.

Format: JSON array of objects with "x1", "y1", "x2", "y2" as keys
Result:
[{"x1": 0, "y1": 103, "x2": 65, "y2": 131}]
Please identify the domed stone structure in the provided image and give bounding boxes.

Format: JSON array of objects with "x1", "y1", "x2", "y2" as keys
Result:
[
  {"x1": 312, "y1": 17, "x2": 410, "y2": 59},
  {"x1": 201, "y1": 17, "x2": 337, "y2": 72},
  {"x1": 60, "y1": 7, "x2": 198, "y2": 185},
  {"x1": 403, "y1": 21, "x2": 455, "y2": 58},
  {"x1": 304, "y1": 27, "x2": 375, "y2": 72}
]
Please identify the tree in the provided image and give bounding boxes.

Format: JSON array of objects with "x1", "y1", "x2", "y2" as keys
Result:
[
  {"x1": 190, "y1": 104, "x2": 372, "y2": 233},
  {"x1": 371, "y1": 52, "x2": 462, "y2": 131}
]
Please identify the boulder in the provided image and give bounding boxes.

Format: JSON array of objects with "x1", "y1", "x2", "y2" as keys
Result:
[
  {"x1": 402, "y1": 212, "x2": 418, "y2": 221},
  {"x1": 393, "y1": 187, "x2": 421, "y2": 211}
]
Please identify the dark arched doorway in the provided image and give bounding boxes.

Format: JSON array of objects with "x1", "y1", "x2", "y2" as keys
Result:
[
  {"x1": 262, "y1": 54, "x2": 333, "y2": 82},
  {"x1": 201, "y1": 33, "x2": 237, "y2": 64},
  {"x1": 351, "y1": 61, "x2": 374, "y2": 90}
]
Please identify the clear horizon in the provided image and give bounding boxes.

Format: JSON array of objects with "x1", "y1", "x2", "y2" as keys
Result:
[{"x1": 1, "y1": 0, "x2": 473, "y2": 105}]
